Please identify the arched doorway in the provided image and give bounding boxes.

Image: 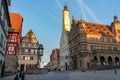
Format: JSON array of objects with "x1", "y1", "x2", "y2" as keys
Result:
[
  {"x1": 100, "y1": 56, "x2": 105, "y2": 65},
  {"x1": 65, "y1": 62, "x2": 68, "y2": 71},
  {"x1": 108, "y1": 56, "x2": 112, "y2": 65},
  {"x1": 93, "y1": 56, "x2": 97, "y2": 67},
  {"x1": 73, "y1": 60, "x2": 77, "y2": 70},
  {"x1": 94, "y1": 56, "x2": 97, "y2": 61},
  {"x1": 72, "y1": 56, "x2": 77, "y2": 70},
  {"x1": 115, "y1": 57, "x2": 119, "y2": 65},
  {"x1": 20, "y1": 64, "x2": 24, "y2": 71}
]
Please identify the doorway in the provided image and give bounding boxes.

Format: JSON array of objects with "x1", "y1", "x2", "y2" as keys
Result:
[
  {"x1": 20, "y1": 64, "x2": 24, "y2": 71},
  {"x1": 65, "y1": 62, "x2": 67, "y2": 71}
]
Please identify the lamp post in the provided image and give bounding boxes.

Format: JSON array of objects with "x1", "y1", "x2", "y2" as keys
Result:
[
  {"x1": 94, "y1": 60, "x2": 97, "y2": 73},
  {"x1": 114, "y1": 62, "x2": 117, "y2": 74},
  {"x1": 38, "y1": 44, "x2": 44, "y2": 56},
  {"x1": 65, "y1": 55, "x2": 70, "y2": 71},
  {"x1": 37, "y1": 44, "x2": 44, "y2": 68}
]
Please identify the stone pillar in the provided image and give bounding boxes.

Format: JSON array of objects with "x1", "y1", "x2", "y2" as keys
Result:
[
  {"x1": 81, "y1": 58, "x2": 85, "y2": 72},
  {"x1": 97, "y1": 55, "x2": 100, "y2": 65},
  {"x1": 77, "y1": 58, "x2": 80, "y2": 70}
]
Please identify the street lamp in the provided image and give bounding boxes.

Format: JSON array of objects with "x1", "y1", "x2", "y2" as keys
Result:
[
  {"x1": 37, "y1": 44, "x2": 44, "y2": 68},
  {"x1": 38, "y1": 44, "x2": 44, "y2": 56},
  {"x1": 114, "y1": 62, "x2": 117, "y2": 74}
]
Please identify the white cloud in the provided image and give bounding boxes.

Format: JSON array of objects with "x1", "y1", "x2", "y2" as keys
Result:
[
  {"x1": 77, "y1": 0, "x2": 88, "y2": 20},
  {"x1": 55, "y1": 0, "x2": 62, "y2": 10},
  {"x1": 77, "y1": 0, "x2": 100, "y2": 22}
]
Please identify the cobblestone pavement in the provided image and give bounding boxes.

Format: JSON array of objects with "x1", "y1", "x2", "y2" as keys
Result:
[{"x1": 0, "y1": 69, "x2": 120, "y2": 80}]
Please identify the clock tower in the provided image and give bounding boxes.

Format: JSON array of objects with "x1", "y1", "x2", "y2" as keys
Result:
[
  {"x1": 63, "y1": 3, "x2": 70, "y2": 31},
  {"x1": 60, "y1": 4, "x2": 70, "y2": 71}
]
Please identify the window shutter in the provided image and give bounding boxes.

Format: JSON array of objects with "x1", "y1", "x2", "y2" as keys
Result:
[{"x1": 23, "y1": 56, "x2": 25, "y2": 60}]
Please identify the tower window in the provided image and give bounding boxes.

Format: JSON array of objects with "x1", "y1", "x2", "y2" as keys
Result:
[
  {"x1": 117, "y1": 29, "x2": 120, "y2": 33},
  {"x1": 119, "y1": 35, "x2": 120, "y2": 39},
  {"x1": 103, "y1": 29, "x2": 106, "y2": 31}
]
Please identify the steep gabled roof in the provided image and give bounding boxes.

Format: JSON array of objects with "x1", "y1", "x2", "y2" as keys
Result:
[
  {"x1": 72, "y1": 19, "x2": 115, "y2": 37},
  {"x1": 9, "y1": 12, "x2": 23, "y2": 31},
  {"x1": 85, "y1": 22, "x2": 114, "y2": 37},
  {"x1": 21, "y1": 29, "x2": 39, "y2": 44}
]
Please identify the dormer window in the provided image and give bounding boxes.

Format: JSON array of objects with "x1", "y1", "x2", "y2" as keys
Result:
[
  {"x1": 87, "y1": 27, "x2": 90, "y2": 29},
  {"x1": 90, "y1": 30, "x2": 93, "y2": 33},
  {"x1": 107, "y1": 32, "x2": 109, "y2": 34},
  {"x1": 117, "y1": 29, "x2": 120, "y2": 33},
  {"x1": 103, "y1": 29, "x2": 106, "y2": 31}
]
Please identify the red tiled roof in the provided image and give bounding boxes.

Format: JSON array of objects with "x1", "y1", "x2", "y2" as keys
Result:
[
  {"x1": 9, "y1": 13, "x2": 23, "y2": 31},
  {"x1": 73, "y1": 19, "x2": 115, "y2": 37}
]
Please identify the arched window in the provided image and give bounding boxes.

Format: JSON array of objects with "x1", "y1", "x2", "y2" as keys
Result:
[
  {"x1": 100, "y1": 56, "x2": 105, "y2": 65},
  {"x1": 115, "y1": 57, "x2": 119, "y2": 65},
  {"x1": 94, "y1": 56, "x2": 97, "y2": 61}
]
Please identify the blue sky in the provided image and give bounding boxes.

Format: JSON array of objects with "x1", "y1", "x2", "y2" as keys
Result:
[{"x1": 9, "y1": 0, "x2": 120, "y2": 64}]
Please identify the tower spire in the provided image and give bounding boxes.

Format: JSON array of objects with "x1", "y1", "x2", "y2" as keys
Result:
[
  {"x1": 114, "y1": 10, "x2": 116, "y2": 16},
  {"x1": 114, "y1": 15, "x2": 118, "y2": 22},
  {"x1": 113, "y1": 10, "x2": 119, "y2": 22},
  {"x1": 63, "y1": 3, "x2": 70, "y2": 31},
  {"x1": 64, "y1": 2, "x2": 68, "y2": 10},
  {"x1": 65, "y1": 2, "x2": 66, "y2": 6}
]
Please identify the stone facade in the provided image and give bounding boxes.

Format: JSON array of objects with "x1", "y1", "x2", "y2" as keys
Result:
[
  {"x1": 0, "y1": 0, "x2": 11, "y2": 76},
  {"x1": 5, "y1": 55, "x2": 17, "y2": 73},
  {"x1": 69, "y1": 16, "x2": 120, "y2": 70},
  {"x1": 60, "y1": 4, "x2": 70, "y2": 71}
]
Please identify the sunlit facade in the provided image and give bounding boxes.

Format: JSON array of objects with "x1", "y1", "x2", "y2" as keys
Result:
[
  {"x1": 18, "y1": 30, "x2": 42, "y2": 71},
  {"x1": 69, "y1": 16, "x2": 120, "y2": 70}
]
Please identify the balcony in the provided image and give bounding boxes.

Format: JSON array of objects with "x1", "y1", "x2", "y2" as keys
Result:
[{"x1": 92, "y1": 49, "x2": 120, "y2": 54}]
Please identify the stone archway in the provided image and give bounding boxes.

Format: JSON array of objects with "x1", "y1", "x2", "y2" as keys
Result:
[
  {"x1": 100, "y1": 56, "x2": 105, "y2": 65},
  {"x1": 65, "y1": 62, "x2": 68, "y2": 71},
  {"x1": 73, "y1": 60, "x2": 77, "y2": 70},
  {"x1": 94, "y1": 56, "x2": 97, "y2": 61},
  {"x1": 108, "y1": 56, "x2": 113, "y2": 65},
  {"x1": 115, "y1": 57, "x2": 119, "y2": 65}
]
